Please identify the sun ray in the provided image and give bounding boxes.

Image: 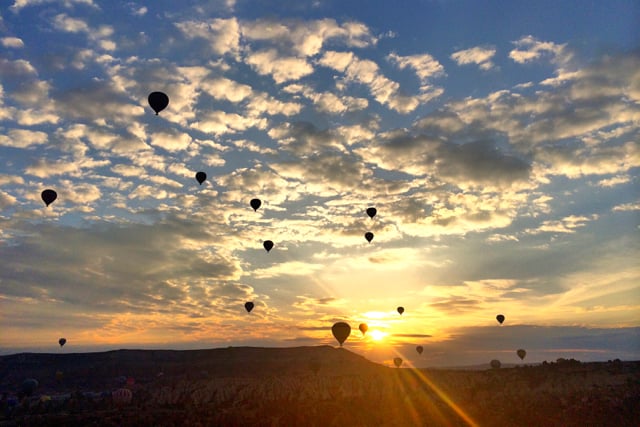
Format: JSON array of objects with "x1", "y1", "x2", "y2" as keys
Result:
[{"x1": 389, "y1": 347, "x2": 481, "y2": 427}]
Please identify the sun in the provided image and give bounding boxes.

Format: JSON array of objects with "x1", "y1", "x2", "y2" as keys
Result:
[{"x1": 369, "y1": 330, "x2": 388, "y2": 341}]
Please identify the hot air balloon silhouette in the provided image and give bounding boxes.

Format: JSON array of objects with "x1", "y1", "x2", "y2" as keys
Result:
[
  {"x1": 496, "y1": 314, "x2": 505, "y2": 325},
  {"x1": 263, "y1": 240, "x2": 274, "y2": 252},
  {"x1": 517, "y1": 349, "x2": 526, "y2": 360},
  {"x1": 359, "y1": 323, "x2": 368, "y2": 336},
  {"x1": 58, "y1": 338, "x2": 66, "y2": 347},
  {"x1": 364, "y1": 232, "x2": 374, "y2": 243},
  {"x1": 244, "y1": 302, "x2": 254, "y2": 313},
  {"x1": 416, "y1": 345, "x2": 423, "y2": 355},
  {"x1": 195, "y1": 172, "x2": 206, "y2": 185},
  {"x1": 490, "y1": 359, "x2": 501, "y2": 369},
  {"x1": 393, "y1": 357, "x2": 403, "y2": 368},
  {"x1": 397, "y1": 306, "x2": 404, "y2": 315},
  {"x1": 250, "y1": 198, "x2": 262, "y2": 211},
  {"x1": 21, "y1": 379, "x2": 39, "y2": 397},
  {"x1": 148, "y1": 91, "x2": 169, "y2": 115},
  {"x1": 41, "y1": 189, "x2": 57, "y2": 207},
  {"x1": 332, "y1": 322, "x2": 351, "y2": 347},
  {"x1": 366, "y1": 207, "x2": 377, "y2": 219}
]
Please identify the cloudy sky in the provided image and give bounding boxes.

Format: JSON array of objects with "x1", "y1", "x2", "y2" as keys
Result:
[{"x1": 1, "y1": 0, "x2": 638, "y2": 367}]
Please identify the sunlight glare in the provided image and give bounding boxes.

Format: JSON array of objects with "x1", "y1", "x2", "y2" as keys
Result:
[{"x1": 369, "y1": 330, "x2": 388, "y2": 341}]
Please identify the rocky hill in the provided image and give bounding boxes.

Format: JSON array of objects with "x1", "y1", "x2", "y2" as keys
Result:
[{"x1": 1, "y1": 347, "x2": 638, "y2": 426}]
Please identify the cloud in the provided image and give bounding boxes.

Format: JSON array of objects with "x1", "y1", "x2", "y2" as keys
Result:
[
  {"x1": 284, "y1": 84, "x2": 368, "y2": 114},
  {"x1": 190, "y1": 110, "x2": 267, "y2": 135},
  {"x1": 128, "y1": 4, "x2": 147, "y2": 16},
  {"x1": 200, "y1": 77, "x2": 253, "y2": 103},
  {"x1": 245, "y1": 92, "x2": 303, "y2": 117},
  {"x1": 532, "y1": 214, "x2": 598, "y2": 234},
  {"x1": 174, "y1": 18, "x2": 241, "y2": 57},
  {"x1": 10, "y1": 0, "x2": 97, "y2": 12},
  {"x1": 25, "y1": 157, "x2": 109, "y2": 178},
  {"x1": 509, "y1": 35, "x2": 570, "y2": 65},
  {"x1": 1, "y1": 37, "x2": 24, "y2": 48},
  {"x1": 595, "y1": 175, "x2": 631, "y2": 188},
  {"x1": 54, "y1": 80, "x2": 145, "y2": 123},
  {"x1": 319, "y1": 51, "x2": 442, "y2": 113},
  {"x1": 51, "y1": 13, "x2": 115, "y2": 51},
  {"x1": 149, "y1": 130, "x2": 194, "y2": 153},
  {"x1": 450, "y1": 46, "x2": 496, "y2": 70},
  {"x1": 241, "y1": 18, "x2": 377, "y2": 57},
  {"x1": 0, "y1": 58, "x2": 37, "y2": 76},
  {"x1": 52, "y1": 13, "x2": 90, "y2": 33},
  {"x1": 612, "y1": 202, "x2": 640, "y2": 212},
  {"x1": 391, "y1": 333, "x2": 432, "y2": 338},
  {"x1": 245, "y1": 49, "x2": 314, "y2": 84},
  {"x1": 0, "y1": 191, "x2": 18, "y2": 209},
  {"x1": 0, "y1": 129, "x2": 48, "y2": 148},
  {"x1": 0, "y1": 216, "x2": 243, "y2": 317},
  {"x1": 360, "y1": 131, "x2": 531, "y2": 190},
  {"x1": 387, "y1": 51, "x2": 445, "y2": 82},
  {"x1": 411, "y1": 53, "x2": 640, "y2": 187}
]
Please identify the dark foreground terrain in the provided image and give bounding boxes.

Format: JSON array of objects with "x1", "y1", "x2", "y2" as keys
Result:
[{"x1": 1, "y1": 346, "x2": 638, "y2": 426}]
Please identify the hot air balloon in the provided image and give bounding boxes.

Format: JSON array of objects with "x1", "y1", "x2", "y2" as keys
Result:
[
  {"x1": 332, "y1": 322, "x2": 351, "y2": 347},
  {"x1": 393, "y1": 357, "x2": 403, "y2": 368},
  {"x1": 366, "y1": 207, "x2": 377, "y2": 219},
  {"x1": 359, "y1": 323, "x2": 368, "y2": 336},
  {"x1": 112, "y1": 388, "x2": 133, "y2": 405},
  {"x1": 244, "y1": 302, "x2": 254, "y2": 313},
  {"x1": 148, "y1": 91, "x2": 169, "y2": 115},
  {"x1": 517, "y1": 349, "x2": 526, "y2": 360},
  {"x1": 496, "y1": 314, "x2": 505, "y2": 325},
  {"x1": 364, "y1": 232, "x2": 374, "y2": 243},
  {"x1": 397, "y1": 306, "x2": 404, "y2": 315},
  {"x1": 490, "y1": 359, "x2": 501, "y2": 369},
  {"x1": 250, "y1": 198, "x2": 262, "y2": 211},
  {"x1": 58, "y1": 338, "x2": 66, "y2": 347},
  {"x1": 263, "y1": 240, "x2": 274, "y2": 252},
  {"x1": 195, "y1": 171, "x2": 206, "y2": 185},
  {"x1": 21, "y1": 379, "x2": 39, "y2": 397},
  {"x1": 416, "y1": 345, "x2": 423, "y2": 355},
  {"x1": 41, "y1": 189, "x2": 57, "y2": 207}
]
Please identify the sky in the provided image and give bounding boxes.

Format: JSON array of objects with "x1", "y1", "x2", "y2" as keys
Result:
[{"x1": 0, "y1": 0, "x2": 638, "y2": 368}]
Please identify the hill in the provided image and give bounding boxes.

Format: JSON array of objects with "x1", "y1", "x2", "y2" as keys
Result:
[{"x1": 1, "y1": 347, "x2": 639, "y2": 426}]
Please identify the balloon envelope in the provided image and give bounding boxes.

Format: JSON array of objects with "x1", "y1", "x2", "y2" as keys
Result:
[
  {"x1": 364, "y1": 232, "x2": 374, "y2": 243},
  {"x1": 331, "y1": 322, "x2": 351, "y2": 346},
  {"x1": 397, "y1": 306, "x2": 404, "y2": 315},
  {"x1": 250, "y1": 198, "x2": 262, "y2": 211},
  {"x1": 517, "y1": 349, "x2": 526, "y2": 360},
  {"x1": 244, "y1": 302, "x2": 254, "y2": 313},
  {"x1": 393, "y1": 357, "x2": 403, "y2": 368},
  {"x1": 366, "y1": 207, "x2": 377, "y2": 218},
  {"x1": 41, "y1": 189, "x2": 57, "y2": 206},
  {"x1": 416, "y1": 345, "x2": 423, "y2": 355},
  {"x1": 358, "y1": 323, "x2": 368, "y2": 336},
  {"x1": 490, "y1": 359, "x2": 501, "y2": 369},
  {"x1": 21, "y1": 379, "x2": 39, "y2": 396},
  {"x1": 195, "y1": 171, "x2": 206, "y2": 185},
  {"x1": 263, "y1": 240, "x2": 274, "y2": 252},
  {"x1": 148, "y1": 91, "x2": 169, "y2": 115},
  {"x1": 496, "y1": 314, "x2": 505, "y2": 324},
  {"x1": 58, "y1": 338, "x2": 66, "y2": 347}
]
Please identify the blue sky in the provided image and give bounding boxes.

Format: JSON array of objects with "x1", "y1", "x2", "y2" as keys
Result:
[{"x1": 0, "y1": 0, "x2": 638, "y2": 367}]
